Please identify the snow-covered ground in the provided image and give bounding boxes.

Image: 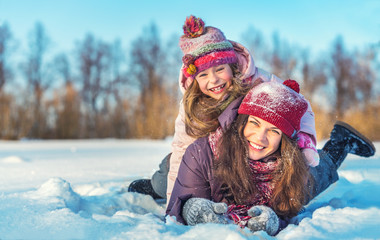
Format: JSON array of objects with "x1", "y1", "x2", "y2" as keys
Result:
[{"x1": 0, "y1": 139, "x2": 379, "y2": 240}]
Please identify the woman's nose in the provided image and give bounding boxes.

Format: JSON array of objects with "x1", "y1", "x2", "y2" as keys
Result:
[{"x1": 255, "y1": 129, "x2": 267, "y2": 143}]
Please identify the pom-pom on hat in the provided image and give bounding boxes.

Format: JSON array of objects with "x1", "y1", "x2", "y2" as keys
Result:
[
  {"x1": 238, "y1": 80, "x2": 308, "y2": 138},
  {"x1": 179, "y1": 15, "x2": 238, "y2": 88}
]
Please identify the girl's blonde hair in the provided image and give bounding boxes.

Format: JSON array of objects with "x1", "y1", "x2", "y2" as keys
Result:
[
  {"x1": 214, "y1": 114, "x2": 313, "y2": 218},
  {"x1": 183, "y1": 64, "x2": 250, "y2": 138}
]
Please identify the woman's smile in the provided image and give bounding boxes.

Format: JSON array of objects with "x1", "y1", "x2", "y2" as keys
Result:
[{"x1": 248, "y1": 141, "x2": 265, "y2": 150}]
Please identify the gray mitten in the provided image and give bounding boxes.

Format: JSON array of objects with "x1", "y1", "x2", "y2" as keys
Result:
[
  {"x1": 247, "y1": 205, "x2": 279, "y2": 236},
  {"x1": 182, "y1": 198, "x2": 228, "y2": 225}
]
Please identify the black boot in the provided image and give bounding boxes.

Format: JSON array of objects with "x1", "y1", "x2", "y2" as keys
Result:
[
  {"x1": 128, "y1": 179, "x2": 163, "y2": 199},
  {"x1": 322, "y1": 121, "x2": 376, "y2": 168}
]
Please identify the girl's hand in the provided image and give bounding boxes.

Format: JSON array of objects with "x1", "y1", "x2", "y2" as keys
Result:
[
  {"x1": 182, "y1": 198, "x2": 228, "y2": 225},
  {"x1": 297, "y1": 132, "x2": 320, "y2": 167}
]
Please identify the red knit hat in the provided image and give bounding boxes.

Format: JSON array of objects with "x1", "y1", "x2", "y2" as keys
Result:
[
  {"x1": 179, "y1": 15, "x2": 238, "y2": 89},
  {"x1": 238, "y1": 80, "x2": 308, "y2": 138}
]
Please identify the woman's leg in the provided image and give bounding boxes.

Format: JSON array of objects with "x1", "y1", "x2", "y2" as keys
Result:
[{"x1": 308, "y1": 121, "x2": 376, "y2": 201}]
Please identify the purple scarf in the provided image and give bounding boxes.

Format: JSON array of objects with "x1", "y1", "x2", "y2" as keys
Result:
[{"x1": 208, "y1": 127, "x2": 279, "y2": 227}]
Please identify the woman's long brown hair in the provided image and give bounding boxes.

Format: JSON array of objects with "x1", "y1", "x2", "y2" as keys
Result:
[
  {"x1": 183, "y1": 64, "x2": 250, "y2": 138},
  {"x1": 214, "y1": 114, "x2": 313, "y2": 218}
]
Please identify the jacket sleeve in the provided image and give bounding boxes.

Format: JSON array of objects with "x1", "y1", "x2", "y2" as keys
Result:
[
  {"x1": 166, "y1": 142, "x2": 212, "y2": 224},
  {"x1": 167, "y1": 101, "x2": 196, "y2": 201},
  {"x1": 277, "y1": 217, "x2": 290, "y2": 234},
  {"x1": 299, "y1": 99, "x2": 317, "y2": 143}
]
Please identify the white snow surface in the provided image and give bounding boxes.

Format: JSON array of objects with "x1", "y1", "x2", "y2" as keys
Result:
[{"x1": 0, "y1": 139, "x2": 379, "y2": 240}]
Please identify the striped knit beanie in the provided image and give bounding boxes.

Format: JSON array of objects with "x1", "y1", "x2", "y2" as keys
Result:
[
  {"x1": 238, "y1": 80, "x2": 308, "y2": 139},
  {"x1": 179, "y1": 16, "x2": 238, "y2": 89}
]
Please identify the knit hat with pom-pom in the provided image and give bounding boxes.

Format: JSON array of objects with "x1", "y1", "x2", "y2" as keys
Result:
[
  {"x1": 238, "y1": 80, "x2": 308, "y2": 138},
  {"x1": 179, "y1": 15, "x2": 238, "y2": 89}
]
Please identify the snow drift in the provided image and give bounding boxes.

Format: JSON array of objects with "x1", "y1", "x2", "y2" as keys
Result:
[{"x1": 0, "y1": 139, "x2": 379, "y2": 239}]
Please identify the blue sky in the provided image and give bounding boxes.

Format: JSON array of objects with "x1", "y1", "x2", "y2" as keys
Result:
[{"x1": 1, "y1": 0, "x2": 379, "y2": 57}]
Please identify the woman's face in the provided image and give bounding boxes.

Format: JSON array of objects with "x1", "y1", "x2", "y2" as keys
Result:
[
  {"x1": 195, "y1": 64, "x2": 233, "y2": 100},
  {"x1": 244, "y1": 116, "x2": 282, "y2": 160}
]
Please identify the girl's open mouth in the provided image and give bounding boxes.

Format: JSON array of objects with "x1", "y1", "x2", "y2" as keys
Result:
[{"x1": 209, "y1": 83, "x2": 226, "y2": 93}]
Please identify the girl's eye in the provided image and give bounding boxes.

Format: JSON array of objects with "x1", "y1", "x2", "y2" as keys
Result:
[
  {"x1": 198, "y1": 73, "x2": 207, "y2": 78},
  {"x1": 216, "y1": 67, "x2": 224, "y2": 72}
]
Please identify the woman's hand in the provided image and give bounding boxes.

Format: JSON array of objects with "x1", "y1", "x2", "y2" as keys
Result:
[
  {"x1": 247, "y1": 205, "x2": 279, "y2": 236},
  {"x1": 182, "y1": 198, "x2": 228, "y2": 225}
]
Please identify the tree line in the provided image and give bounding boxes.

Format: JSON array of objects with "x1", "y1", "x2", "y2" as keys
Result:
[{"x1": 0, "y1": 22, "x2": 379, "y2": 140}]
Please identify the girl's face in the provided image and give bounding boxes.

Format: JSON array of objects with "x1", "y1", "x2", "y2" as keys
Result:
[
  {"x1": 244, "y1": 116, "x2": 282, "y2": 160},
  {"x1": 195, "y1": 64, "x2": 233, "y2": 100}
]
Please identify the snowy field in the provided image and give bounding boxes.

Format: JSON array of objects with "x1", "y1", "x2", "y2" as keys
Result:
[{"x1": 0, "y1": 139, "x2": 379, "y2": 240}]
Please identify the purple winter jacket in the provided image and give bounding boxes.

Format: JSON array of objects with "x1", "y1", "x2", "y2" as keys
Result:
[
  {"x1": 165, "y1": 97, "x2": 289, "y2": 232},
  {"x1": 165, "y1": 97, "x2": 242, "y2": 224}
]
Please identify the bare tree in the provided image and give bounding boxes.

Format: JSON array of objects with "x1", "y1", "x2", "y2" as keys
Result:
[
  {"x1": 0, "y1": 22, "x2": 14, "y2": 92},
  {"x1": 107, "y1": 40, "x2": 127, "y2": 99},
  {"x1": 164, "y1": 33, "x2": 182, "y2": 100},
  {"x1": 328, "y1": 36, "x2": 378, "y2": 119},
  {"x1": 129, "y1": 23, "x2": 178, "y2": 139},
  {"x1": 299, "y1": 49, "x2": 327, "y2": 98},
  {"x1": 0, "y1": 22, "x2": 15, "y2": 138},
  {"x1": 20, "y1": 22, "x2": 51, "y2": 138},
  {"x1": 330, "y1": 36, "x2": 354, "y2": 118},
  {"x1": 270, "y1": 32, "x2": 298, "y2": 79},
  {"x1": 106, "y1": 39, "x2": 132, "y2": 138},
  {"x1": 54, "y1": 53, "x2": 71, "y2": 85},
  {"x1": 352, "y1": 47, "x2": 377, "y2": 106},
  {"x1": 53, "y1": 53, "x2": 81, "y2": 139},
  {"x1": 77, "y1": 34, "x2": 111, "y2": 113},
  {"x1": 76, "y1": 34, "x2": 112, "y2": 137}
]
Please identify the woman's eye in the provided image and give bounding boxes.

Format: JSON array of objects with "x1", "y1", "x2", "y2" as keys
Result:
[
  {"x1": 250, "y1": 121, "x2": 259, "y2": 126},
  {"x1": 271, "y1": 130, "x2": 280, "y2": 135}
]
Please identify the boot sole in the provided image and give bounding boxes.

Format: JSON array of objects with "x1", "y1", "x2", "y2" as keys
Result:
[{"x1": 335, "y1": 121, "x2": 376, "y2": 155}]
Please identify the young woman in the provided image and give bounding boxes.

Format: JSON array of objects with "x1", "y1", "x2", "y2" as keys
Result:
[{"x1": 166, "y1": 81, "x2": 376, "y2": 235}]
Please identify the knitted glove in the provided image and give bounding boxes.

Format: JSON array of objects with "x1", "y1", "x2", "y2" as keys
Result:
[
  {"x1": 182, "y1": 198, "x2": 228, "y2": 225},
  {"x1": 247, "y1": 205, "x2": 279, "y2": 236},
  {"x1": 297, "y1": 132, "x2": 320, "y2": 167}
]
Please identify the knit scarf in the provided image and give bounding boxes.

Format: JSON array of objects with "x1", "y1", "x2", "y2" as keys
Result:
[{"x1": 227, "y1": 156, "x2": 279, "y2": 227}]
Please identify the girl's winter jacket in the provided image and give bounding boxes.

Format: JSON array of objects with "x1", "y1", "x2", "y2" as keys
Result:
[{"x1": 166, "y1": 41, "x2": 317, "y2": 201}]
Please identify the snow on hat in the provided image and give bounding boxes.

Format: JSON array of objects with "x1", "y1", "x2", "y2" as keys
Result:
[
  {"x1": 238, "y1": 80, "x2": 308, "y2": 138},
  {"x1": 179, "y1": 15, "x2": 238, "y2": 89}
]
